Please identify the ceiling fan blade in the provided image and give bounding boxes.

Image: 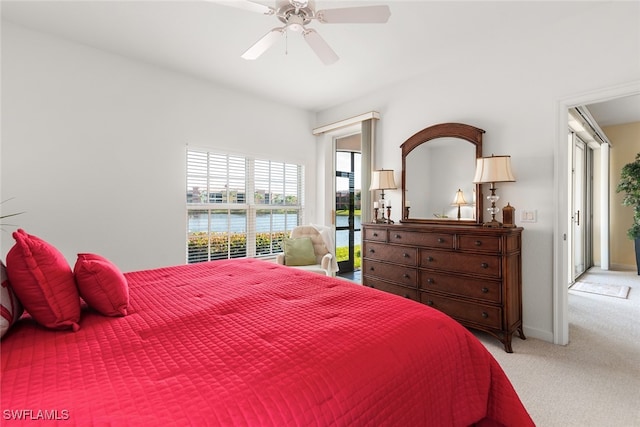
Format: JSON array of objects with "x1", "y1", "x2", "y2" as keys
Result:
[
  {"x1": 217, "y1": 1, "x2": 274, "y2": 15},
  {"x1": 303, "y1": 29, "x2": 339, "y2": 65},
  {"x1": 317, "y1": 5, "x2": 391, "y2": 23},
  {"x1": 241, "y1": 28, "x2": 285, "y2": 60}
]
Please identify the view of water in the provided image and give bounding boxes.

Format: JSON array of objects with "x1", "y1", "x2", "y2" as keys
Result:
[
  {"x1": 336, "y1": 215, "x2": 362, "y2": 247},
  {"x1": 188, "y1": 213, "x2": 361, "y2": 247}
]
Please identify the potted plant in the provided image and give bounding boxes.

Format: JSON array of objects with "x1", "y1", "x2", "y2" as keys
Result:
[{"x1": 616, "y1": 152, "x2": 640, "y2": 274}]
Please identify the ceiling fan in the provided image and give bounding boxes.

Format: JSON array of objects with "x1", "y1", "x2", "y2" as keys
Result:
[{"x1": 221, "y1": 0, "x2": 391, "y2": 65}]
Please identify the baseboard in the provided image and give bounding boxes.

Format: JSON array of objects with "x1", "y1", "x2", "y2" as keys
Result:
[
  {"x1": 607, "y1": 263, "x2": 636, "y2": 271},
  {"x1": 522, "y1": 326, "x2": 554, "y2": 344}
]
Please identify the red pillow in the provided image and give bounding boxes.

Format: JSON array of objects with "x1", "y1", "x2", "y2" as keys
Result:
[
  {"x1": 74, "y1": 253, "x2": 129, "y2": 317},
  {"x1": 1, "y1": 262, "x2": 23, "y2": 339},
  {"x1": 5, "y1": 229, "x2": 80, "y2": 331}
]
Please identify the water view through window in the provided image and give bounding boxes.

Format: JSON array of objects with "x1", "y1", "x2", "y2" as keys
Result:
[{"x1": 188, "y1": 212, "x2": 360, "y2": 249}]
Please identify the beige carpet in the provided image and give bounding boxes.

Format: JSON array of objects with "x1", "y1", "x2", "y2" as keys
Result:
[
  {"x1": 570, "y1": 281, "x2": 630, "y2": 299},
  {"x1": 474, "y1": 267, "x2": 640, "y2": 427}
]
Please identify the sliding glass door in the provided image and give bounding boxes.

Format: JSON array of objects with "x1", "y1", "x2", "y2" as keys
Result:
[
  {"x1": 335, "y1": 149, "x2": 361, "y2": 275},
  {"x1": 571, "y1": 133, "x2": 593, "y2": 280}
]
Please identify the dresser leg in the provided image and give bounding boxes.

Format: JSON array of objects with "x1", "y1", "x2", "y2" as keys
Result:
[
  {"x1": 503, "y1": 337, "x2": 514, "y2": 353},
  {"x1": 502, "y1": 328, "x2": 526, "y2": 353}
]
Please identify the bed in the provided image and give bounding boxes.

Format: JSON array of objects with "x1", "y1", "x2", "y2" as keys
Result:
[{"x1": 2, "y1": 258, "x2": 534, "y2": 426}]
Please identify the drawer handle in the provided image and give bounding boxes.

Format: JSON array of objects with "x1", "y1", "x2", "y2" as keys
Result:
[
  {"x1": 373, "y1": 232, "x2": 379, "y2": 237},
  {"x1": 369, "y1": 248, "x2": 375, "y2": 253},
  {"x1": 426, "y1": 256, "x2": 434, "y2": 262},
  {"x1": 427, "y1": 278, "x2": 434, "y2": 284},
  {"x1": 481, "y1": 287, "x2": 489, "y2": 293},
  {"x1": 481, "y1": 262, "x2": 489, "y2": 269},
  {"x1": 403, "y1": 253, "x2": 410, "y2": 258},
  {"x1": 426, "y1": 300, "x2": 434, "y2": 306},
  {"x1": 404, "y1": 294, "x2": 411, "y2": 299},
  {"x1": 394, "y1": 234, "x2": 402, "y2": 239},
  {"x1": 481, "y1": 312, "x2": 489, "y2": 319},
  {"x1": 475, "y1": 240, "x2": 482, "y2": 246},
  {"x1": 369, "y1": 267, "x2": 375, "y2": 271},
  {"x1": 437, "y1": 237, "x2": 445, "y2": 243},
  {"x1": 403, "y1": 273, "x2": 410, "y2": 279}
]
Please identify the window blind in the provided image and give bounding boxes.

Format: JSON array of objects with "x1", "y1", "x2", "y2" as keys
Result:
[{"x1": 187, "y1": 149, "x2": 304, "y2": 263}]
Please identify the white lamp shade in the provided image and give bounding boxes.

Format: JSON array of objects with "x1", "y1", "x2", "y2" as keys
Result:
[
  {"x1": 451, "y1": 189, "x2": 468, "y2": 205},
  {"x1": 473, "y1": 155, "x2": 516, "y2": 183},
  {"x1": 369, "y1": 169, "x2": 397, "y2": 190}
]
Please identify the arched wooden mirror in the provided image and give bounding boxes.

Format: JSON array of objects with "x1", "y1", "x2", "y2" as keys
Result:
[{"x1": 401, "y1": 123, "x2": 484, "y2": 225}]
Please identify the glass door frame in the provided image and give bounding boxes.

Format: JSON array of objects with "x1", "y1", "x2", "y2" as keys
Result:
[
  {"x1": 335, "y1": 146, "x2": 362, "y2": 275},
  {"x1": 570, "y1": 132, "x2": 594, "y2": 282}
]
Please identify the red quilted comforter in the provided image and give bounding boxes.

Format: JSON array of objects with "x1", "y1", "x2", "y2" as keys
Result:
[{"x1": 1, "y1": 259, "x2": 533, "y2": 426}]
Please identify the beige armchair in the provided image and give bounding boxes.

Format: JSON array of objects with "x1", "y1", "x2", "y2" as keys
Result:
[{"x1": 276, "y1": 225, "x2": 335, "y2": 276}]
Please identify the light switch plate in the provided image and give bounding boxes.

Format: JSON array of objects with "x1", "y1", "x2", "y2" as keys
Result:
[{"x1": 521, "y1": 210, "x2": 537, "y2": 223}]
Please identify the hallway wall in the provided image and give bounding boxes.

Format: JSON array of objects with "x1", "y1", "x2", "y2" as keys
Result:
[{"x1": 606, "y1": 122, "x2": 640, "y2": 269}]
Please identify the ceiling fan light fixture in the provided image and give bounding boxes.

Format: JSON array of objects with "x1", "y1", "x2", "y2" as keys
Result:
[
  {"x1": 288, "y1": 23, "x2": 303, "y2": 32},
  {"x1": 290, "y1": 0, "x2": 309, "y2": 9},
  {"x1": 287, "y1": 14, "x2": 305, "y2": 32}
]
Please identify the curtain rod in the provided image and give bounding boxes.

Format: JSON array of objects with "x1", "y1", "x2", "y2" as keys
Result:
[{"x1": 574, "y1": 106, "x2": 609, "y2": 145}]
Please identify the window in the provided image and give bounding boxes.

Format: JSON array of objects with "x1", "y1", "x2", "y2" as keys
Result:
[{"x1": 186, "y1": 149, "x2": 304, "y2": 263}]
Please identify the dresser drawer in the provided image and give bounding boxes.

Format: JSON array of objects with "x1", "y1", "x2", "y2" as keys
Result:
[
  {"x1": 363, "y1": 259, "x2": 417, "y2": 287},
  {"x1": 363, "y1": 227, "x2": 387, "y2": 242},
  {"x1": 362, "y1": 223, "x2": 523, "y2": 353},
  {"x1": 420, "y1": 292, "x2": 502, "y2": 329},
  {"x1": 389, "y1": 230, "x2": 454, "y2": 249},
  {"x1": 420, "y1": 250, "x2": 501, "y2": 278},
  {"x1": 458, "y1": 235, "x2": 501, "y2": 253},
  {"x1": 363, "y1": 276, "x2": 419, "y2": 302},
  {"x1": 418, "y1": 271, "x2": 502, "y2": 303},
  {"x1": 364, "y1": 242, "x2": 417, "y2": 266}
]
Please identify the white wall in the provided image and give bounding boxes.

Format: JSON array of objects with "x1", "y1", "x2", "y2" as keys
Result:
[
  {"x1": 1, "y1": 22, "x2": 316, "y2": 272},
  {"x1": 315, "y1": 1, "x2": 640, "y2": 341}
]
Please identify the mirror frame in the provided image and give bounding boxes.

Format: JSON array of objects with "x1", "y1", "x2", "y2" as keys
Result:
[{"x1": 400, "y1": 122, "x2": 485, "y2": 225}]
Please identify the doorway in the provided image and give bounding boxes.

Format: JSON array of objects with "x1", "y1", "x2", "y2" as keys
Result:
[
  {"x1": 555, "y1": 82, "x2": 639, "y2": 346},
  {"x1": 335, "y1": 136, "x2": 362, "y2": 278}
]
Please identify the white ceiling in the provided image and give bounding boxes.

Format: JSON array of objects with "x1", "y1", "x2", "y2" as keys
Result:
[
  {"x1": 585, "y1": 95, "x2": 640, "y2": 127},
  {"x1": 2, "y1": 0, "x2": 639, "y2": 125}
]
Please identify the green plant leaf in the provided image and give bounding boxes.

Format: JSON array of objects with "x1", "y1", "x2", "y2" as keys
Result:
[{"x1": 617, "y1": 152, "x2": 640, "y2": 239}]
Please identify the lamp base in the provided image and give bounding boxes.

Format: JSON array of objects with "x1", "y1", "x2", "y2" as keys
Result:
[{"x1": 482, "y1": 219, "x2": 503, "y2": 228}]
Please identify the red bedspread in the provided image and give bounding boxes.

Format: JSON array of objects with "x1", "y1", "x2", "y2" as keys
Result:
[{"x1": 1, "y1": 259, "x2": 533, "y2": 426}]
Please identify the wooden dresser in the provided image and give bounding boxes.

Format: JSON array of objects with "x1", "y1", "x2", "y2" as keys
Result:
[{"x1": 362, "y1": 223, "x2": 525, "y2": 352}]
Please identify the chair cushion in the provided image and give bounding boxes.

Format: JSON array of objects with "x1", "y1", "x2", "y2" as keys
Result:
[
  {"x1": 289, "y1": 264, "x2": 329, "y2": 276},
  {"x1": 283, "y1": 237, "x2": 317, "y2": 266},
  {"x1": 290, "y1": 226, "x2": 329, "y2": 260},
  {"x1": 5, "y1": 229, "x2": 80, "y2": 331}
]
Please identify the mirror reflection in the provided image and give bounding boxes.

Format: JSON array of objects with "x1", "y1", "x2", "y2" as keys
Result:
[
  {"x1": 405, "y1": 138, "x2": 477, "y2": 221},
  {"x1": 400, "y1": 122, "x2": 484, "y2": 225}
]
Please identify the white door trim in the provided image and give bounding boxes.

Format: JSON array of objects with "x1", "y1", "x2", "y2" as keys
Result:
[{"x1": 554, "y1": 80, "x2": 640, "y2": 345}]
